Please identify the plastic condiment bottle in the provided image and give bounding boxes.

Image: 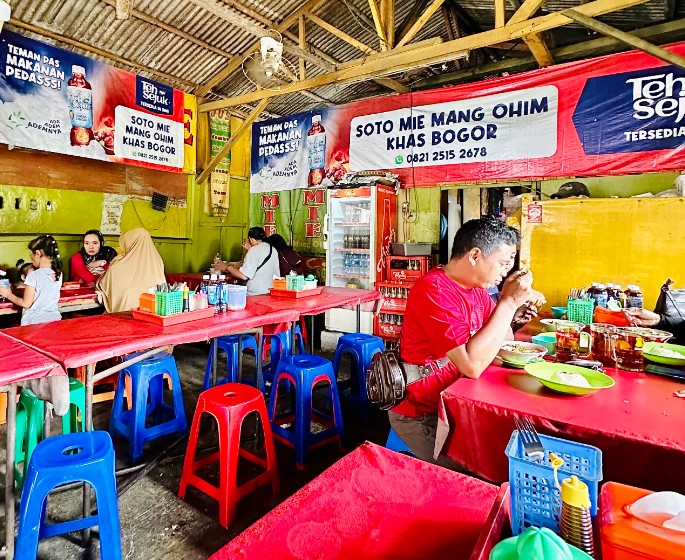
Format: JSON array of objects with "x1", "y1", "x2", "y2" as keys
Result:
[
  {"x1": 591, "y1": 283, "x2": 608, "y2": 308},
  {"x1": 614, "y1": 284, "x2": 626, "y2": 308},
  {"x1": 559, "y1": 476, "x2": 595, "y2": 558},
  {"x1": 197, "y1": 292, "x2": 208, "y2": 310},
  {"x1": 625, "y1": 284, "x2": 644, "y2": 309},
  {"x1": 199, "y1": 275, "x2": 210, "y2": 295},
  {"x1": 207, "y1": 274, "x2": 218, "y2": 307},
  {"x1": 218, "y1": 275, "x2": 228, "y2": 314},
  {"x1": 182, "y1": 284, "x2": 190, "y2": 312}
]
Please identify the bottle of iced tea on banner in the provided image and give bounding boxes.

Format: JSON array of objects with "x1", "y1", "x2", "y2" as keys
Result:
[
  {"x1": 307, "y1": 115, "x2": 326, "y2": 187},
  {"x1": 67, "y1": 65, "x2": 94, "y2": 147}
]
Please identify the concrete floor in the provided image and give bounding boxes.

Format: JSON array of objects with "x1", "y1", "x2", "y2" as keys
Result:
[{"x1": 1, "y1": 343, "x2": 391, "y2": 559}]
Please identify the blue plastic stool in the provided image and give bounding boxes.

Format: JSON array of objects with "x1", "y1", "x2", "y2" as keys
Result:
[
  {"x1": 203, "y1": 335, "x2": 260, "y2": 391},
  {"x1": 332, "y1": 333, "x2": 385, "y2": 418},
  {"x1": 110, "y1": 351, "x2": 187, "y2": 462},
  {"x1": 385, "y1": 428, "x2": 414, "y2": 456},
  {"x1": 268, "y1": 354, "x2": 344, "y2": 469},
  {"x1": 264, "y1": 325, "x2": 305, "y2": 377},
  {"x1": 15, "y1": 431, "x2": 122, "y2": 559}
]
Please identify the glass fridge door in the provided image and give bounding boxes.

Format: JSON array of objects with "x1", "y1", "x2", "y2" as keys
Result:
[{"x1": 328, "y1": 195, "x2": 373, "y2": 290}]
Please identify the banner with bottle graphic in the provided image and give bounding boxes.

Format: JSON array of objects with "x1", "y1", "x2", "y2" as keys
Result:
[
  {"x1": 251, "y1": 42, "x2": 685, "y2": 189},
  {"x1": 207, "y1": 110, "x2": 231, "y2": 217},
  {"x1": 0, "y1": 29, "x2": 189, "y2": 173}
]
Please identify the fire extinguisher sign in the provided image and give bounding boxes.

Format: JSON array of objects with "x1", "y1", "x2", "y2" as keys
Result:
[{"x1": 527, "y1": 204, "x2": 543, "y2": 223}]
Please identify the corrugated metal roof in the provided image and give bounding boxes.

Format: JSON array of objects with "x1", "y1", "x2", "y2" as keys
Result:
[{"x1": 5, "y1": 0, "x2": 680, "y2": 116}]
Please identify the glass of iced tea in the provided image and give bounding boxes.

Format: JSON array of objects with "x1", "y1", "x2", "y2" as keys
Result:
[
  {"x1": 612, "y1": 328, "x2": 645, "y2": 372},
  {"x1": 612, "y1": 327, "x2": 673, "y2": 372},
  {"x1": 555, "y1": 322, "x2": 591, "y2": 362},
  {"x1": 590, "y1": 323, "x2": 617, "y2": 367}
]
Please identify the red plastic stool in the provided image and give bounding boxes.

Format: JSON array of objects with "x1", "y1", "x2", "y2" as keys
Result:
[{"x1": 178, "y1": 383, "x2": 279, "y2": 528}]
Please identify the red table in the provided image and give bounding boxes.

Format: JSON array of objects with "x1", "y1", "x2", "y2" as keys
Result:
[
  {"x1": 211, "y1": 442, "x2": 501, "y2": 560},
  {"x1": 0, "y1": 332, "x2": 65, "y2": 385},
  {"x1": 0, "y1": 333, "x2": 67, "y2": 559},
  {"x1": 438, "y1": 363, "x2": 685, "y2": 493},
  {"x1": 0, "y1": 287, "x2": 100, "y2": 316}
]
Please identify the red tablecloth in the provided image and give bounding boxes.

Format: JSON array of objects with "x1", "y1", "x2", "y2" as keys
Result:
[
  {"x1": 3, "y1": 288, "x2": 378, "y2": 370},
  {"x1": 211, "y1": 442, "x2": 499, "y2": 560},
  {"x1": 439, "y1": 364, "x2": 685, "y2": 493},
  {"x1": 0, "y1": 333, "x2": 65, "y2": 385},
  {"x1": 3, "y1": 301, "x2": 299, "y2": 370},
  {"x1": 0, "y1": 287, "x2": 98, "y2": 311},
  {"x1": 251, "y1": 286, "x2": 381, "y2": 316}
]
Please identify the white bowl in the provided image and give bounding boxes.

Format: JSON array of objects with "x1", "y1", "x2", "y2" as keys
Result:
[{"x1": 497, "y1": 341, "x2": 548, "y2": 366}]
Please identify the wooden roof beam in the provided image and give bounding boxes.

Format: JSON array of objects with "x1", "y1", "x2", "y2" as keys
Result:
[
  {"x1": 368, "y1": 0, "x2": 389, "y2": 51},
  {"x1": 100, "y1": 0, "x2": 236, "y2": 60},
  {"x1": 564, "y1": 8, "x2": 685, "y2": 70},
  {"x1": 115, "y1": 0, "x2": 132, "y2": 20},
  {"x1": 195, "y1": 0, "x2": 327, "y2": 97},
  {"x1": 381, "y1": 0, "x2": 396, "y2": 48},
  {"x1": 197, "y1": 98, "x2": 270, "y2": 184},
  {"x1": 495, "y1": 0, "x2": 507, "y2": 28},
  {"x1": 199, "y1": 0, "x2": 650, "y2": 111},
  {"x1": 509, "y1": 0, "x2": 546, "y2": 25},
  {"x1": 396, "y1": 0, "x2": 446, "y2": 48},
  {"x1": 7, "y1": 19, "x2": 197, "y2": 90},
  {"x1": 523, "y1": 33, "x2": 554, "y2": 66},
  {"x1": 414, "y1": 17, "x2": 685, "y2": 90},
  {"x1": 305, "y1": 12, "x2": 376, "y2": 55}
]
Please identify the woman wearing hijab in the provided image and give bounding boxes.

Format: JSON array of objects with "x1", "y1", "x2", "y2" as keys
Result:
[
  {"x1": 266, "y1": 234, "x2": 303, "y2": 276},
  {"x1": 97, "y1": 228, "x2": 166, "y2": 312},
  {"x1": 70, "y1": 229, "x2": 118, "y2": 284}
]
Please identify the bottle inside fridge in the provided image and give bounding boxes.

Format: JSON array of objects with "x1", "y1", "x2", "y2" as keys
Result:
[{"x1": 328, "y1": 195, "x2": 372, "y2": 289}]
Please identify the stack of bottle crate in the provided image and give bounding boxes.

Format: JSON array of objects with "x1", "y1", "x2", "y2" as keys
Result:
[{"x1": 375, "y1": 255, "x2": 432, "y2": 349}]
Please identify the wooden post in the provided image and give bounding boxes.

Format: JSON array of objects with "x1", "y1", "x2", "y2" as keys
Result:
[{"x1": 196, "y1": 98, "x2": 270, "y2": 185}]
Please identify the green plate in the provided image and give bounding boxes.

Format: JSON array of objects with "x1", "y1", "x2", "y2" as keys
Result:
[
  {"x1": 644, "y1": 342, "x2": 685, "y2": 367},
  {"x1": 498, "y1": 356, "x2": 544, "y2": 369},
  {"x1": 524, "y1": 362, "x2": 615, "y2": 396}
]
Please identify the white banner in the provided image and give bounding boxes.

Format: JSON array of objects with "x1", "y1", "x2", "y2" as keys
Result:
[
  {"x1": 250, "y1": 113, "x2": 309, "y2": 193},
  {"x1": 349, "y1": 86, "x2": 558, "y2": 170},
  {"x1": 114, "y1": 105, "x2": 184, "y2": 170}
]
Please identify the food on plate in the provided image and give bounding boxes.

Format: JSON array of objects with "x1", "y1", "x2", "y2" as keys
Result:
[
  {"x1": 648, "y1": 346, "x2": 685, "y2": 359},
  {"x1": 501, "y1": 343, "x2": 536, "y2": 353},
  {"x1": 551, "y1": 370, "x2": 592, "y2": 388}
]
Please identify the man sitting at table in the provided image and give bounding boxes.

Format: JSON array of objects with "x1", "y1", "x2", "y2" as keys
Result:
[{"x1": 390, "y1": 216, "x2": 542, "y2": 467}]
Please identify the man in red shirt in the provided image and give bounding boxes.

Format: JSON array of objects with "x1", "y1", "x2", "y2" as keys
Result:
[{"x1": 390, "y1": 216, "x2": 538, "y2": 467}]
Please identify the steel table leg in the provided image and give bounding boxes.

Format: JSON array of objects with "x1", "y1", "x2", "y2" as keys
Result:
[
  {"x1": 4, "y1": 384, "x2": 17, "y2": 560},
  {"x1": 256, "y1": 328, "x2": 263, "y2": 391},
  {"x1": 238, "y1": 334, "x2": 243, "y2": 384},
  {"x1": 356, "y1": 304, "x2": 361, "y2": 332},
  {"x1": 211, "y1": 337, "x2": 218, "y2": 388},
  {"x1": 83, "y1": 364, "x2": 95, "y2": 546},
  {"x1": 310, "y1": 315, "x2": 315, "y2": 355}
]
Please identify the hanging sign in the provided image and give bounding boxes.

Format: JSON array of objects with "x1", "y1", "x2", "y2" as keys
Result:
[
  {"x1": 0, "y1": 29, "x2": 188, "y2": 173},
  {"x1": 250, "y1": 41, "x2": 685, "y2": 190}
]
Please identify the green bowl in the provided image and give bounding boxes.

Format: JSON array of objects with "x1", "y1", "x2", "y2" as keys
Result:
[
  {"x1": 524, "y1": 362, "x2": 615, "y2": 395},
  {"x1": 551, "y1": 306, "x2": 568, "y2": 319},
  {"x1": 532, "y1": 333, "x2": 556, "y2": 356},
  {"x1": 644, "y1": 342, "x2": 685, "y2": 367}
]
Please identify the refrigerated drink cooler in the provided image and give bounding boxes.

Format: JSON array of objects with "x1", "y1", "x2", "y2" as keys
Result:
[{"x1": 324, "y1": 182, "x2": 398, "y2": 333}]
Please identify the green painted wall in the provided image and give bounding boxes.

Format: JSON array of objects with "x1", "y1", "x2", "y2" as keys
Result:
[
  {"x1": 397, "y1": 187, "x2": 441, "y2": 245},
  {"x1": 542, "y1": 172, "x2": 679, "y2": 198},
  {"x1": 0, "y1": 177, "x2": 249, "y2": 275}
]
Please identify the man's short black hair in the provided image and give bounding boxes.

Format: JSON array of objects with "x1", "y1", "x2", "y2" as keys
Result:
[{"x1": 450, "y1": 216, "x2": 520, "y2": 260}]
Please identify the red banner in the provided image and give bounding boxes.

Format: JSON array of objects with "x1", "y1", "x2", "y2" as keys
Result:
[{"x1": 264, "y1": 42, "x2": 685, "y2": 188}]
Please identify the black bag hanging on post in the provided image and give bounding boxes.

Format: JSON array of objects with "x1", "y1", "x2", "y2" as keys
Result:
[{"x1": 654, "y1": 279, "x2": 685, "y2": 320}]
